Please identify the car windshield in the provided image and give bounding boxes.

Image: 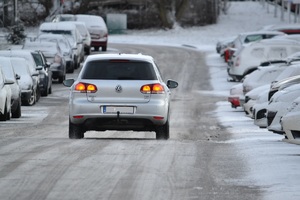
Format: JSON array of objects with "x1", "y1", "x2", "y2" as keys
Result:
[
  {"x1": 82, "y1": 60, "x2": 157, "y2": 80},
  {"x1": 31, "y1": 53, "x2": 44, "y2": 66}
]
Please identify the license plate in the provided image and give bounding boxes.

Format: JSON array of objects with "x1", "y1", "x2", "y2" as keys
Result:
[{"x1": 103, "y1": 106, "x2": 134, "y2": 114}]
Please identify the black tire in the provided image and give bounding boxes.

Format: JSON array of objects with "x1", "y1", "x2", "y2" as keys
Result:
[
  {"x1": 68, "y1": 66, "x2": 74, "y2": 73},
  {"x1": 12, "y1": 100, "x2": 21, "y2": 118},
  {"x1": 102, "y1": 46, "x2": 107, "y2": 51},
  {"x1": 41, "y1": 87, "x2": 48, "y2": 97},
  {"x1": 0, "y1": 104, "x2": 7, "y2": 121},
  {"x1": 48, "y1": 86, "x2": 52, "y2": 94},
  {"x1": 23, "y1": 89, "x2": 36, "y2": 106},
  {"x1": 36, "y1": 87, "x2": 41, "y2": 102},
  {"x1": 94, "y1": 46, "x2": 100, "y2": 51},
  {"x1": 69, "y1": 121, "x2": 84, "y2": 139},
  {"x1": 58, "y1": 75, "x2": 65, "y2": 83},
  {"x1": 155, "y1": 120, "x2": 170, "y2": 140}
]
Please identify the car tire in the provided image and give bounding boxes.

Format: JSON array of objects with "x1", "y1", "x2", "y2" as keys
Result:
[
  {"x1": 41, "y1": 87, "x2": 48, "y2": 97},
  {"x1": 23, "y1": 89, "x2": 36, "y2": 106},
  {"x1": 94, "y1": 46, "x2": 99, "y2": 51},
  {"x1": 155, "y1": 120, "x2": 170, "y2": 140},
  {"x1": 58, "y1": 75, "x2": 65, "y2": 83},
  {"x1": 12, "y1": 100, "x2": 21, "y2": 118},
  {"x1": 102, "y1": 46, "x2": 107, "y2": 51},
  {"x1": 0, "y1": 104, "x2": 7, "y2": 121},
  {"x1": 69, "y1": 121, "x2": 84, "y2": 139},
  {"x1": 49, "y1": 86, "x2": 52, "y2": 94}
]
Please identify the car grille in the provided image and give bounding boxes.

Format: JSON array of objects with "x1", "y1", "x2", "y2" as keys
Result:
[
  {"x1": 291, "y1": 130, "x2": 300, "y2": 139},
  {"x1": 268, "y1": 90, "x2": 277, "y2": 101},
  {"x1": 256, "y1": 109, "x2": 267, "y2": 120},
  {"x1": 267, "y1": 111, "x2": 277, "y2": 126}
]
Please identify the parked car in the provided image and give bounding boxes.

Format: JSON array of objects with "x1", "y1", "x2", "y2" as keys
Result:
[
  {"x1": 68, "y1": 21, "x2": 91, "y2": 55},
  {"x1": 281, "y1": 96, "x2": 300, "y2": 145},
  {"x1": 63, "y1": 53, "x2": 178, "y2": 139},
  {"x1": 10, "y1": 57, "x2": 39, "y2": 106},
  {"x1": 0, "y1": 50, "x2": 43, "y2": 101},
  {"x1": 242, "y1": 63, "x2": 287, "y2": 95},
  {"x1": 36, "y1": 33, "x2": 75, "y2": 73},
  {"x1": 267, "y1": 84, "x2": 300, "y2": 134},
  {"x1": 228, "y1": 83, "x2": 243, "y2": 108},
  {"x1": 76, "y1": 14, "x2": 108, "y2": 52},
  {"x1": 252, "y1": 90, "x2": 270, "y2": 128},
  {"x1": 0, "y1": 57, "x2": 22, "y2": 118},
  {"x1": 0, "y1": 67, "x2": 13, "y2": 121},
  {"x1": 228, "y1": 38, "x2": 300, "y2": 82},
  {"x1": 23, "y1": 41, "x2": 65, "y2": 83},
  {"x1": 243, "y1": 84, "x2": 270, "y2": 118},
  {"x1": 223, "y1": 31, "x2": 286, "y2": 63},
  {"x1": 51, "y1": 14, "x2": 77, "y2": 22},
  {"x1": 261, "y1": 24, "x2": 300, "y2": 34},
  {"x1": 38, "y1": 22, "x2": 84, "y2": 69}
]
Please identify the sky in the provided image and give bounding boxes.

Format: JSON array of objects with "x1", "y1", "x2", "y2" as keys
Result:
[{"x1": 109, "y1": 2, "x2": 300, "y2": 200}]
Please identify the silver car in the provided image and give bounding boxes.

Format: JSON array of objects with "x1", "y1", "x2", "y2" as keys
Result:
[{"x1": 63, "y1": 53, "x2": 178, "y2": 140}]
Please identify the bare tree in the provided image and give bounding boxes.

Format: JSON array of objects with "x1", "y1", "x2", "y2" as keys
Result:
[{"x1": 155, "y1": 0, "x2": 189, "y2": 29}]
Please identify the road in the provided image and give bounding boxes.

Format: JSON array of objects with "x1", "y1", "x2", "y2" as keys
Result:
[{"x1": 0, "y1": 44, "x2": 262, "y2": 200}]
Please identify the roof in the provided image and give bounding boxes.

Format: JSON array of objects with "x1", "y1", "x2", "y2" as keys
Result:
[
  {"x1": 85, "y1": 53, "x2": 154, "y2": 63},
  {"x1": 39, "y1": 22, "x2": 77, "y2": 31}
]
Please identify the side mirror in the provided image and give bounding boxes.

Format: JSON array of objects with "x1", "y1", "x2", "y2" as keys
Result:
[
  {"x1": 166, "y1": 79, "x2": 178, "y2": 89},
  {"x1": 36, "y1": 65, "x2": 43, "y2": 70},
  {"x1": 32, "y1": 72, "x2": 39, "y2": 76},
  {"x1": 63, "y1": 79, "x2": 75, "y2": 87},
  {"x1": 15, "y1": 74, "x2": 21, "y2": 80},
  {"x1": 4, "y1": 78, "x2": 15, "y2": 85}
]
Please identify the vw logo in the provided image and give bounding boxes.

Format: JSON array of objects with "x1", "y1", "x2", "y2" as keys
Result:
[{"x1": 115, "y1": 85, "x2": 122, "y2": 93}]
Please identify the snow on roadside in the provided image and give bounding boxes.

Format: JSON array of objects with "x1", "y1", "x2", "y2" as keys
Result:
[{"x1": 110, "y1": 1, "x2": 300, "y2": 199}]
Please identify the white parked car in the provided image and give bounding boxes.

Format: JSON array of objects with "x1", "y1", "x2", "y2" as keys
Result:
[
  {"x1": 0, "y1": 67, "x2": 13, "y2": 121},
  {"x1": 0, "y1": 57, "x2": 22, "y2": 118},
  {"x1": 242, "y1": 62, "x2": 287, "y2": 95},
  {"x1": 66, "y1": 21, "x2": 91, "y2": 55},
  {"x1": 36, "y1": 33, "x2": 75, "y2": 73},
  {"x1": 267, "y1": 84, "x2": 300, "y2": 135},
  {"x1": 38, "y1": 22, "x2": 84, "y2": 69},
  {"x1": 281, "y1": 96, "x2": 300, "y2": 145},
  {"x1": 76, "y1": 14, "x2": 108, "y2": 52},
  {"x1": 243, "y1": 84, "x2": 270, "y2": 118},
  {"x1": 10, "y1": 57, "x2": 39, "y2": 106},
  {"x1": 228, "y1": 39, "x2": 300, "y2": 82},
  {"x1": 252, "y1": 90, "x2": 270, "y2": 128}
]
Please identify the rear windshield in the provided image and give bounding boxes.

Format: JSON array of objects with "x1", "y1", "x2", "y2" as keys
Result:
[{"x1": 82, "y1": 60, "x2": 157, "y2": 80}]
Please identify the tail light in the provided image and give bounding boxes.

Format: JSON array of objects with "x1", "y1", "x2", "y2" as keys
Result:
[
  {"x1": 140, "y1": 83, "x2": 165, "y2": 94},
  {"x1": 75, "y1": 82, "x2": 97, "y2": 93}
]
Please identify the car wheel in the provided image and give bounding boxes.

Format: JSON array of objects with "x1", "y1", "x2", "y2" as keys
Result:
[
  {"x1": 68, "y1": 66, "x2": 74, "y2": 73},
  {"x1": 48, "y1": 85, "x2": 52, "y2": 94},
  {"x1": 102, "y1": 46, "x2": 107, "y2": 51},
  {"x1": 24, "y1": 89, "x2": 36, "y2": 106},
  {"x1": 36, "y1": 87, "x2": 41, "y2": 102},
  {"x1": 41, "y1": 87, "x2": 48, "y2": 97},
  {"x1": 12, "y1": 100, "x2": 21, "y2": 118},
  {"x1": 94, "y1": 46, "x2": 99, "y2": 51},
  {"x1": 69, "y1": 121, "x2": 84, "y2": 139},
  {"x1": 155, "y1": 120, "x2": 170, "y2": 140},
  {"x1": 0, "y1": 104, "x2": 7, "y2": 121},
  {"x1": 58, "y1": 75, "x2": 65, "y2": 83},
  {"x1": 6, "y1": 109, "x2": 11, "y2": 120}
]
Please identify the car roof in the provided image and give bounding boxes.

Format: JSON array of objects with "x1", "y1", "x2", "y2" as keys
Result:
[
  {"x1": 238, "y1": 30, "x2": 286, "y2": 36},
  {"x1": 249, "y1": 38, "x2": 300, "y2": 46},
  {"x1": 85, "y1": 53, "x2": 154, "y2": 63},
  {"x1": 39, "y1": 22, "x2": 77, "y2": 31}
]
